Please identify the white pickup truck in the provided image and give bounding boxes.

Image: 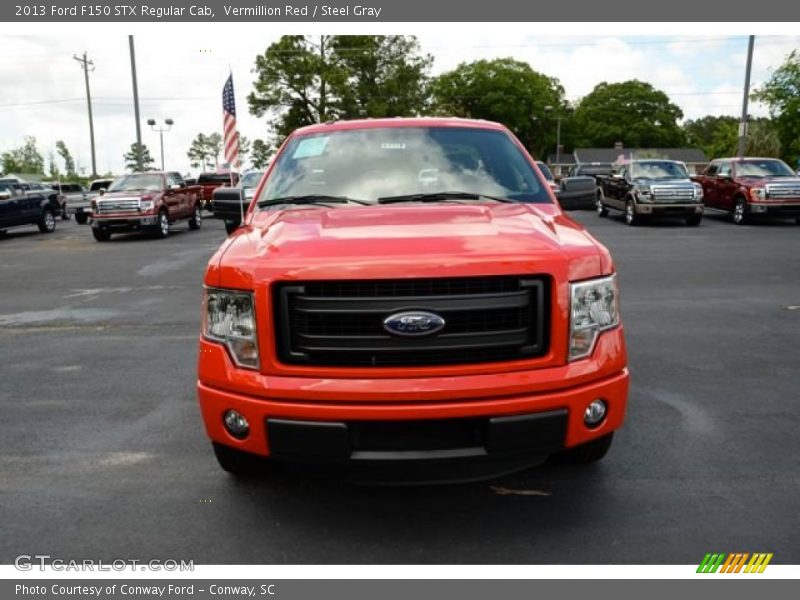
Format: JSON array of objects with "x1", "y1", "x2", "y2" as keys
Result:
[{"x1": 65, "y1": 179, "x2": 114, "y2": 224}]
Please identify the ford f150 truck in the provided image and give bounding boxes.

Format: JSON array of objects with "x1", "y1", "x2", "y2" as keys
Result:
[
  {"x1": 597, "y1": 159, "x2": 704, "y2": 226},
  {"x1": 90, "y1": 171, "x2": 202, "y2": 241},
  {"x1": 66, "y1": 178, "x2": 114, "y2": 224},
  {"x1": 0, "y1": 183, "x2": 58, "y2": 235},
  {"x1": 693, "y1": 157, "x2": 800, "y2": 225},
  {"x1": 199, "y1": 118, "x2": 629, "y2": 483},
  {"x1": 197, "y1": 171, "x2": 239, "y2": 210}
]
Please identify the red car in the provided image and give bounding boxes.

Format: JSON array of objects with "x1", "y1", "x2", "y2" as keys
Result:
[
  {"x1": 198, "y1": 118, "x2": 629, "y2": 482},
  {"x1": 693, "y1": 157, "x2": 800, "y2": 225}
]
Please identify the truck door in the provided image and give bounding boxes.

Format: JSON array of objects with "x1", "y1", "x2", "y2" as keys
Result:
[
  {"x1": 163, "y1": 173, "x2": 183, "y2": 218},
  {"x1": 698, "y1": 162, "x2": 720, "y2": 208},
  {"x1": 715, "y1": 161, "x2": 738, "y2": 211}
]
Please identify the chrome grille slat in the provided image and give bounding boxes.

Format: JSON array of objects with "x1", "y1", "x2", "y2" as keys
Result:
[
  {"x1": 95, "y1": 198, "x2": 141, "y2": 214},
  {"x1": 766, "y1": 184, "x2": 800, "y2": 199},
  {"x1": 650, "y1": 185, "x2": 695, "y2": 202}
]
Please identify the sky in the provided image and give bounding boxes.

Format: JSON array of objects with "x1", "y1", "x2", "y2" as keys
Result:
[{"x1": 1, "y1": 32, "x2": 798, "y2": 178}]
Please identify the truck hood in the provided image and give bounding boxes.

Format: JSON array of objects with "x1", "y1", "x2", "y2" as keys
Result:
[
  {"x1": 633, "y1": 178, "x2": 693, "y2": 186},
  {"x1": 96, "y1": 190, "x2": 149, "y2": 201},
  {"x1": 737, "y1": 176, "x2": 800, "y2": 188},
  {"x1": 209, "y1": 203, "x2": 612, "y2": 289}
]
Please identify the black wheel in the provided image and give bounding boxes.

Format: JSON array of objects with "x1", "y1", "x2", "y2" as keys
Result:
[
  {"x1": 92, "y1": 227, "x2": 111, "y2": 242},
  {"x1": 212, "y1": 443, "x2": 267, "y2": 478},
  {"x1": 596, "y1": 191, "x2": 609, "y2": 217},
  {"x1": 75, "y1": 213, "x2": 88, "y2": 225},
  {"x1": 224, "y1": 219, "x2": 241, "y2": 235},
  {"x1": 61, "y1": 207, "x2": 70, "y2": 221},
  {"x1": 732, "y1": 197, "x2": 749, "y2": 225},
  {"x1": 153, "y1": 210, "x2": 170, "y2": 238},
  {"x1": 685, "y1": 213, "x2": 702, "y2": 226},
  {"x1": 188, "y1": 203, "x2": 202, "y2": 230},
  {"x1": 624, "y1": 199, "x2": 640, "y2": 226},
  {"x1": 556, "y1": 433, "x2": 614, "y2": 465},
  {"x1": 38, "y1": 209, "x2": 56, "y2": 233}
]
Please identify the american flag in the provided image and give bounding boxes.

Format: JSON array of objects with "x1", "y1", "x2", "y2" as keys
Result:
[{"x1": 222, "y1": 74, "x2": 240, "y2": 169}]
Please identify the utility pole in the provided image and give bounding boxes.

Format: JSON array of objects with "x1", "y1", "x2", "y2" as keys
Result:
[
  {"x1": 129, "y1": 36, "x2": 143, "y2": 171},
  {"x1": 73, "y1": 51, "x2": 97, "y2": 178},
  {"x1": 555, "y1": 116, "x2": 562, "y2": 177},
  {"x1": 738, "y1": 35, "x2": 755, "y2": 158}
]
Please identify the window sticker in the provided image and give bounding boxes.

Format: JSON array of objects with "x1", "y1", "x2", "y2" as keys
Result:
[{"x1": 292, "y1": 136, "x2": 330, "y2": 159}]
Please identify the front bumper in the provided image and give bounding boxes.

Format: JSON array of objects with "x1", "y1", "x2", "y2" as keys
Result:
[
  {"x1": 91, "y1": 214, "x2": 157, "y2": 230},
  {"x1": 197, "y1": 329, "x2": 629, "y2": 472},
  {"x1": 635, "y1": 203, "x2": 703, "y2": 216},
  {"x1": 748, "y1": 201, "x2": 800, "y2": 217}
]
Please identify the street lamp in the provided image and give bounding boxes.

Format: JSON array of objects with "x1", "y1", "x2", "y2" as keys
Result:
[
  {"x1": 147, "y1": 118, "x2": 174, "y2": 171},
  {"x1": 544, "y1": 105, "x2": 563, "y2": 177}
]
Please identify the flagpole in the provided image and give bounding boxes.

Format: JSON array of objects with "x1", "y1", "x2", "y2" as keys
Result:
[{"x1": 228, "y1": 64, "x2": 244, "y2": 224}]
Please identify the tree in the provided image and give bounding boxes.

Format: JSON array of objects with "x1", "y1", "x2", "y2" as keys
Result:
[
  {"x1": 572, "y1": 80, "x2": 686, "y2": 148},
  {"x1": 744, "y1": 120, "x2": 781, "y2": 157},
  {"x1": 250, "y1": 139, "x2": 274, "y2": 169},
  {"x1": 430, "y1": 58, "x2": 567, "y2": 158},
  {"x1": 238, "y1": 135, "x2": 251, "y2": 166},
  {"x1": 206, "y1": 133, "x2": 223, "y2": 167},
  {"x1": 248, "y1": 35, "x2": 432, "y2": 143},
  {"x1": 123, "y1": 143, "x2": 154, "y2": 172},
  {"x1": 56, "y1": 140, "x2": 77, "y2": 177},
  {"x1": 1, "y1": 136, "x2": 45, "y2": 175},
  {"x1": 683, "y1": 116, "x2": 739, "y2": 160},
  {"x1": 752, "y1": 50, "x2": 800, "y2": 166},
  {"x1": 48, "y1": 152, "x2": 60, "y2": 180},
  {"x1": 187, "y1": 133, "x2": 212, "y2": 170}
]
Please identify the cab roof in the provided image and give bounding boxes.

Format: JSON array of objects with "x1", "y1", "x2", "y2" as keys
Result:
[{"x1": 293, "y1": 117, "x2": 508, "y2": 136}]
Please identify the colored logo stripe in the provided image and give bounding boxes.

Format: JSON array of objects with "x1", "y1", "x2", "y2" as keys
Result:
[{"x1": 697, "y1": 552, "x2": 772, "y2": 573}]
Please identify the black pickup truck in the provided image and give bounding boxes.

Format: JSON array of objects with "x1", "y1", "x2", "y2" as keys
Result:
[
  {"x1": 0, "y1": 182, "x2": 58, "y2": 236},
  {"x1": 597, "y1": 159, "x2": 705, "y2": 226}
]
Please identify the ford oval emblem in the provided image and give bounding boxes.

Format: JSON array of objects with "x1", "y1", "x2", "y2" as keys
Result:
[{"x1": 383, "y1": 311, "x2": 445, "y2": 337}]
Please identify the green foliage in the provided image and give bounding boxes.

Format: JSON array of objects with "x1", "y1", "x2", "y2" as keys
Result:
[
  {"x1": 430, "y1": 58, "x2": 567, "y2": 158},
  {"x1": 238, "y1": 135, "x2": 251, "y2": 166},
  {"x1": 573, "y1": 80, "x2": 686, "y2": 148},
  {"x1": 683, "y1": 116, "x2": 739, "y2": 159},
  {"x1": 1, "y1": 136, "x2": 45, "y2": 175},
  {"x1": 248, "y1": 35, "x2": 432, "y2": 143},
  {"x1": 187, "y1": 133, "x2": 224, "y2": 170},
  {"x1": 752, "y1": 50, "x2": 800, "y2": 165},
  {"x1": 123, "y1": 143, "x2": 155, "y2": 172},
  {"x1": 250, "y1": 139, "x2": 274, "y2": 169},
  {"x1": 56, "y1": 140, "x2": 76, "y2": 177}
]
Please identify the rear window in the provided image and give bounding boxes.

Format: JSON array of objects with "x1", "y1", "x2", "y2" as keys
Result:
[{"x1": 198, "y1": 173, "x2": 235, "y2": 184}]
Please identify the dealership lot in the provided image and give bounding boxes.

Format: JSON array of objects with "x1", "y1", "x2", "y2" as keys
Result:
[{"x1": 0, "y1": 212, "x2": 798, "y2": 564}]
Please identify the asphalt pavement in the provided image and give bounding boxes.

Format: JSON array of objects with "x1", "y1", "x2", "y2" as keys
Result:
[{"x1": 1, "y1": 209, "x2": 798, "y2": 564}]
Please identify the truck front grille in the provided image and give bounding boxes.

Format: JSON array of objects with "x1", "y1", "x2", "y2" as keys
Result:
[
  {"x1": 273, "y1": 276, "x2": 549, "y2": 367},
  {"x1": 650, "y1": 185, "x2": 695, "y2": 202},
  {"x1": 766, "y1": 184, "x2": 800, "y2": 199},
  {"x1": 95, "y1": 199, "x2": 140, "y2": 214}
]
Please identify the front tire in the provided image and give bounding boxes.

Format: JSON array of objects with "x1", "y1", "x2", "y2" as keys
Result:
[
  {"x1": 212, "y1": 443, "x2": 267, "y2": 478},
  {"x1": 38, "y1": 209, "x2": 56, "y2": 233},
  {"x1": 153, "y1": 210, "x2": 170, "y2": 239},
  {"x1": 732, "y1": 197, "x2": 749, "y2": 225},
  {"x1": 685, "y1": 213, "x2": 702, "y2": 226},
  {"x1": 188, "y1": 204, "x2": 202, "y2": 230},
  {"x1": 92, "y1": 227, "x2": 111, "y2": 242},
  {"x1": 75, "y1": 213, "x2": 88, "y2": 225},
  {"x1": 557, "y1": 433, "x2": 614, "y2": 465},
  {"x1": 625, "y1": 199, "x2": 640, "y2": 226}
]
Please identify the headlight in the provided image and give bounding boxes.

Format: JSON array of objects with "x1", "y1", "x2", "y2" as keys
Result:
[
  {"x1": 693, "y1": 183, "x2": 704, "y2": 201},
  {"x1": 750, "y1": 188, "x2": 766, "y2": 200},
  {"x1": 569, "y1": 274, "x2": 620, "y2": 361},
  {"x1": 636, "y1": 186, "x2": 652, "y2": 201},
  {"x1": 139, "y1": 200, "x2": 154, "y2": 211},
  {"x1": 203, "y1": 288, "x2": 259, "y2": 369}
]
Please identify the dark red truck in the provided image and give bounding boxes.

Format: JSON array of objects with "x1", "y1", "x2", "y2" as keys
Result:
[
  {"x1": 693, "y1": 157, "x2": 800, "y2": 225},
  {"x1": 90, "y1": 171, "x2": 203, "y2": 241},
  {"x1": 197, "y1": 172, "x2": 239, "y2": 211}
]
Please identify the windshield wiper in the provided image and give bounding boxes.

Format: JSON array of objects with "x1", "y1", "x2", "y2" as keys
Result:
[
  {"x1": 377, "y1": 191, "x2": 514, "y2": 204},
  {"x1": 257, "y1": 194, "x2": 368, "y2": 208}
]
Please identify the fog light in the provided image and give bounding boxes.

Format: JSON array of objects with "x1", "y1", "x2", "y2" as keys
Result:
[
  {"x1": 584, "y1": 399, "x2": 607, "y2": 427},
  {"x1": 223, "y1": 410, "x2": 250, "y2": 439}
]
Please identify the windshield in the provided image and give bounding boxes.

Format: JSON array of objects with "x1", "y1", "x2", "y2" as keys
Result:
[
  {"x1": 736, "y1": 159, "x2": 795, "y2": 178},
  {"x1": 258, "y1": 126, "x2": 550, "y2": 206},
  {"x1": 107, "y1": 174, "x2": 164, "y2": 192},
  {"x1": 240, "y1": 171, "x2": 264, "y2": 189},
  {"x1": 535, "y1": 161, "x2": 554, "y2": 181},
  {"x1": 631, "y1": 161, "x2": 689, "y2": 180},
  {"x1": 198, "y1": 173, "x2": 234, "y2": 184},
  {"x1": 90, "y1": 181, "x2": 111, "y2": 191}
]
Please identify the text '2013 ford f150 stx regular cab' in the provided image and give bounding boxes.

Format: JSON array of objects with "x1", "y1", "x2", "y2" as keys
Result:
[{"x1": 198, "y1": 118, "x2": 629, "y2": 483}]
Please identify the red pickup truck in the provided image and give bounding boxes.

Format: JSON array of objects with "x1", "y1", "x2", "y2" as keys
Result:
[
  {"x1": 198, "y1": 118, "x2": 629, "y2": 483},
  {"x1": 197, "y1": 172, "x2": 239, "y2": 210},
  {"x1": 90, "y1": 171, "x2": 202, "y2": 241},
  {"x1": 693, "y1": 157, "x2": 800, "y2": 225}
]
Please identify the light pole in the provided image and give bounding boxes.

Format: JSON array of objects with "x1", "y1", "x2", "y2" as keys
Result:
[
  {"x1": 544, "y1": 106, "x2": 563, "y2": 177},
  {"x1": 147, "y1": 118, "x2": 174, "y2": 171}
]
